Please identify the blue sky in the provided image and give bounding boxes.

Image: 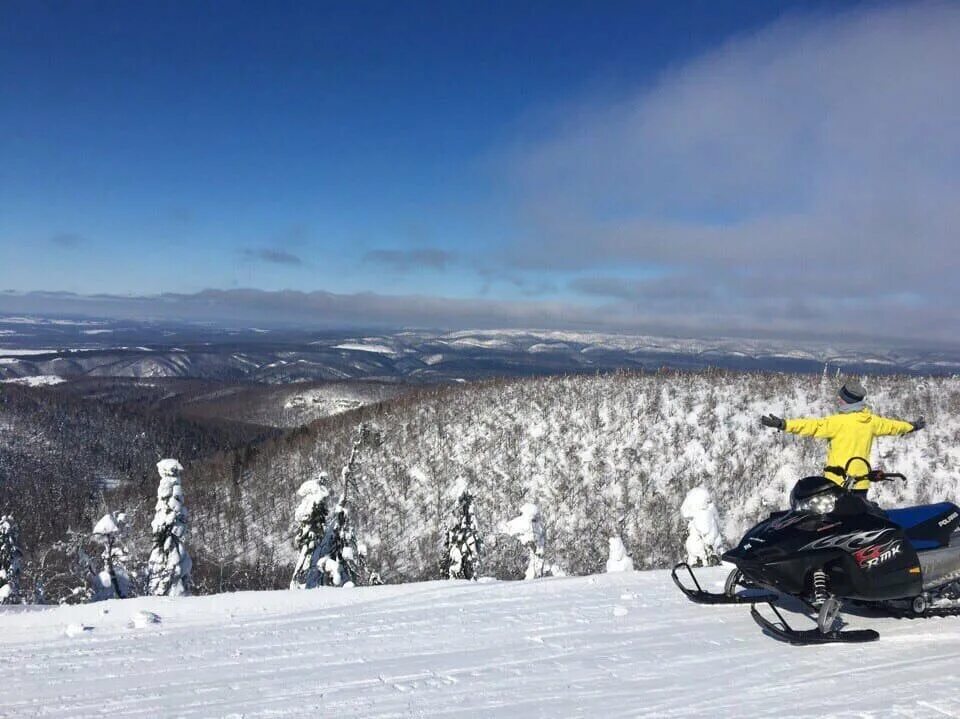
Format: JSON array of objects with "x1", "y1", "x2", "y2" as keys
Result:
[{"x1": 2, "y1": 1, "x2": 958, "y2": 343}]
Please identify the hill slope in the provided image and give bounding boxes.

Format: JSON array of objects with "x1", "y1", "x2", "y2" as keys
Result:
[
  {"x1": 186, "y1": 371, "x2": 959, "y2": 584},
  {"x1": 3, "y1": 567, "x2": 959, "y2": 718},
  {"x1": 5, "y1": 317, "x2": 960, "y2": 382}
]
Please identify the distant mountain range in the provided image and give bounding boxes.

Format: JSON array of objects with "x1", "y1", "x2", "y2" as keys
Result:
[{"x1": 1, "y1": 315, "x2": 958, "y2": 383}]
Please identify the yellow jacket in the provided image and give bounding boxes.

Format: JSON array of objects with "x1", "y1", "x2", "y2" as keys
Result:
[{"x1": 784, "y1": 409, "x2": 914, "y2": 489}]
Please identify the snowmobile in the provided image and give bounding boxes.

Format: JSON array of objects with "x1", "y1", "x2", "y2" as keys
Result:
[{"x1": 672, "y1": 458, "x2": 960, "y2": 645}]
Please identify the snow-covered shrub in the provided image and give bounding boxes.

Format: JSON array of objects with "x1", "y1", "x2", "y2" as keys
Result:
[
  {"x1": 20, "y1": 522, "x2": 128, "y2": 605},
  {"x1": 680, "y1": 486, "x2": 724, "y2": 567},
  {"x1": 502, "y1": 503, "x2": 546, "y2": 580},
  {"x1": 28, "y1": 531, "x2": 95, "y2": 605},
  {"x1": 290, "y1": 475, "x2": 330, "y2": 589},
  {"x1": 444, "y1": 491, "x2": 482, "y2": 580},
  {"x1": 147, "y1": 459, "x2": 192, "y2": 596},
  {"x1": 605, "y1": 536, "x2": 634, "y2": 573},
  {"x1": 46, "y1": 535, "x2": 107, "y2": 605},
  {"x1": 0, "y1": 515, "x2": 23, "y2": 604},
  {"x1": 91, "y1": 512, "x2": 133, "y2": 600}
]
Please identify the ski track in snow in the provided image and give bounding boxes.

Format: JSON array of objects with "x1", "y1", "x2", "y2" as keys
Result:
[{"x1": 3, "y1": 569, "x2": 960, "y2": 718}]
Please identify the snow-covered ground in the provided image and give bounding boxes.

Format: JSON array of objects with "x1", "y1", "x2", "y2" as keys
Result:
[
  {"x1": 333, "y1": 343, "x2": 398, "y2": 355},
  {"x1": 4, "y1": 568, "x2": 960, "y2": 718},
  {"x1": 0, "y1": 375, "x2": 65, "y2": 387},
  {"x1": 0, "y1": 349, "x2": 62, "y2": 356}
]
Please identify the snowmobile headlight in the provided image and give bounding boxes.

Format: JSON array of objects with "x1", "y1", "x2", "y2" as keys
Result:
[{"x1": 795, "y1": 493, "x2": 837, "y2": 515}]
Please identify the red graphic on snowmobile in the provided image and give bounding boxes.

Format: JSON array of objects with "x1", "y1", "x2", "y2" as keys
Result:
[{"x1": 854, "y1": 540, "x2": 903, "y2": 569}]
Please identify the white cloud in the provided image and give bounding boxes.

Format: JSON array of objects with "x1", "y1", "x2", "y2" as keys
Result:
[{"x1": 503, "y1": 2, "x2": 960, "y2": 341}]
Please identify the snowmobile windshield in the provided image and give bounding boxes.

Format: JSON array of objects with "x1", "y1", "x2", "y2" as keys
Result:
[
  {"x1": 791, "y1": 492, "x2": 837, "y2": 515},
  {"x1": 789, "y1": 476, "x2": 841, "y2": 515}
]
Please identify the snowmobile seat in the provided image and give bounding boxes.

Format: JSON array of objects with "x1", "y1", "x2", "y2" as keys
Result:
[{"x1": 885, "y1": 503, "x2": 960, "y2": 550}]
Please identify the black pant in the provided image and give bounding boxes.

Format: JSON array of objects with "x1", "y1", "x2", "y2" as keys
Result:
[{"x1": 851, "y1": 488, "x2": 885, "y2": 516}]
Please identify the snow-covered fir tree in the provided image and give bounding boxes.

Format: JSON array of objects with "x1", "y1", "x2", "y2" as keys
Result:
[
  {"x1": 317, "y1": 423, "x2": 377, "y2": 587},
  {"x1": 680, "y1": 487, "x2": 724, "y2": 567},
  {"x1": 317, "y1": 505, "x2": 366, "y2": 587},
  {"x1": 148, "y1": 459, "x2": 192, "y2": 596},
  {"x1": 0, "y1": 515, "x2": 23, "y2": 604},
  {"x1": 91, "y1": 512, "x2": 133, "y2": 599},
  {"x1": 605, "y1": 536, "x2": 634, "y2": 573},
  {"x1": 502, "y1": 504, "x2": 546, "y2": 580},
  {"x1": 444, "y1": 491, "x2": 482, "y2": 580},
  {"x1": 290, "y1": 474, "x2": 330, "y2": 589}
]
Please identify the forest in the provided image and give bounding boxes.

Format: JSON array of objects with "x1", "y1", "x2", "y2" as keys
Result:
[{"x1": 1, "y1": 369, "x2": 955, "y2": 601}]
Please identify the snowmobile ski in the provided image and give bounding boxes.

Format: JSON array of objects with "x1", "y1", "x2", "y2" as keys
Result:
[
  {"x1": 750, "y1": 602, "x2": 879, "y2": 645},
  {"x1": 671, "y1": 563, "x2": 776, "y2": 605}
]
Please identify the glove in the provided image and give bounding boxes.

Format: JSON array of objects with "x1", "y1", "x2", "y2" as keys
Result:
[
  {"x1": 760, "y1": 414, "x2": 785, "y2": 430},
  {"x1": 909, "y1": 416, "x2": 926, "y2": 432}
]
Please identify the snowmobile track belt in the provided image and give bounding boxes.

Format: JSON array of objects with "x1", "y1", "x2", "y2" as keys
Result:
[{"x1": 881, "y1": 604, "x2": 960, "y2": 620}]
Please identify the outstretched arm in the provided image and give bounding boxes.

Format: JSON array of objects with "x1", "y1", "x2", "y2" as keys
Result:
[
  {"x1": 873, "y1": 415, "x2": 921, "y2": 436},
  {"x1": 784, "y1": 417, "x2": 836, "y2": 439}
]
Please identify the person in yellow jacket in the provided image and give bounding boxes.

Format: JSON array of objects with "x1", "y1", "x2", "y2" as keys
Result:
[{"x1": 760, "y1": 380, "x2": 924, "y2": 492}]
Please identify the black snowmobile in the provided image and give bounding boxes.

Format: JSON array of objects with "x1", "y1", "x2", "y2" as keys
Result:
[{"x1": 673, "y1": 458, "x2": 960, "y2": 645}]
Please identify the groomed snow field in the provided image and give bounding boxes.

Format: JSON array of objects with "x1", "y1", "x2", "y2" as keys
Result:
[{"x1": 3, "y1": 568, "x2": 960, "y2": 718}]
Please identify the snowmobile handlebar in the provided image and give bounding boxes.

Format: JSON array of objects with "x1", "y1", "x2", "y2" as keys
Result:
[{"x1": 824, "y1": 456, "x2": 907, "y2": 489}]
